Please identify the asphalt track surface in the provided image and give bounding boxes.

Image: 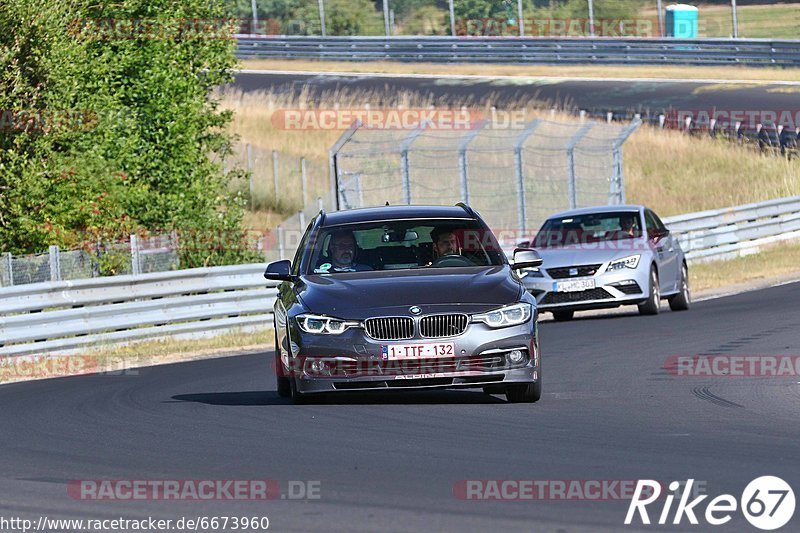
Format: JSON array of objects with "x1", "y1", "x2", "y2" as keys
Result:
[
  {"x1": 2, "y1": 281, "x2": 799, "y2": 532},
  {"x1": 232, "y1": 71, "x2": 800, "y2": 116}
]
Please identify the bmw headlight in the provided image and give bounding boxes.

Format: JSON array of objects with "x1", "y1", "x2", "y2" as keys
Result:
[
  {"x1": 472, "y1": 303, "x2": 532, "y2": 328},
  {"x1": 605, "y1": 255, "x2": 640, "y2": 272},
  {"x1": 296, "y1": 314, "x2": 358, "y2": 335}
]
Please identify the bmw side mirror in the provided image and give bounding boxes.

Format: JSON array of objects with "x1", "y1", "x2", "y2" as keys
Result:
[
  {"x1": 264, "y1": 260, "x2": 294, "y2": 281},
  {"x1": 511, "y1": 248, "x2": 543, "y2": 270}
]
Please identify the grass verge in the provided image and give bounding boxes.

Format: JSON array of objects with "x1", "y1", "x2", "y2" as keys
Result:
[
  {"x1": 690, "y1": 240, "x2": 800, "y2": 293},
  {"x1": 0, "y1": 328, "x2": 274, "y2": 385},
  {"x1": 239, "y1": 59, "x2": 800, "y2": 83}
]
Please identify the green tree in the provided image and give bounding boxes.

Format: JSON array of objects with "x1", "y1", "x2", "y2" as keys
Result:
[{"x1": 0, "y1": 0, "x2": 257, "y2": 267}]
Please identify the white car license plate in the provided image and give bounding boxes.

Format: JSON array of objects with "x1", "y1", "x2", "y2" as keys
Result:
[
  {"x1": 554, "y1": 279, "x2": 596, "y2": 293},
  {"x1": 381, "y1": 343, "x2": 454, "y2": 360}
]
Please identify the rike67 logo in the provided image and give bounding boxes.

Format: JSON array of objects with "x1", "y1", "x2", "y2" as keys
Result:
[{"x1": 625, "y1": 477, "x2": 795, "y2": 530}]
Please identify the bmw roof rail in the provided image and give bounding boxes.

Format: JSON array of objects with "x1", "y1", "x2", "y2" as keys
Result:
[{"x1": 455, "y1": 202, "x2": 477, "y2": 218}]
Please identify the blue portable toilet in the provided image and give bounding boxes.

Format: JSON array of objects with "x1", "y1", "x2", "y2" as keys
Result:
[{"x1": 665, "y1": 4, "x2": 698, "y2": 38}]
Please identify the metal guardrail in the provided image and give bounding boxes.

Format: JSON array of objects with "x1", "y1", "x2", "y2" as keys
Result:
[
  {"x1": 663, "y1": 196, "x2": 800, "y2": 262},
  {"x1": 2, "y1": 197, "x2": 799, "y2": 357},
  {"x1": 0, "y1": 264, "x2": 276, "y2": 357},
  {"x1": 236, "y1": 36, "x2": 800, "y2": 67}
]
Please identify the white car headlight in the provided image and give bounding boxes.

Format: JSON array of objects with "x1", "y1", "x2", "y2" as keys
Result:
[
  {"x1": 472, "y1": 303, "x2": 532, "y2": 328},
  {"x1": 520, "y1": 267, "x2": 543, "y2": 278},
  {"x1": 296, "y1": 314, "x2": 358, "y2": 335},
  {"x1": 606, "y1": 255, "x2": 641, "y2": 272}
]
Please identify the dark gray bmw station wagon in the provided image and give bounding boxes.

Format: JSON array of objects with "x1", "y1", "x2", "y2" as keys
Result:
[{"x1": 265, "y1": 204, "x2": 543, "y2": 403}]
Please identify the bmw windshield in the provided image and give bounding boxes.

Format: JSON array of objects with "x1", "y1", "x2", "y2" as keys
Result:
[{"x1": 305, "y1": 219, "x2": 506, "y2": 274}]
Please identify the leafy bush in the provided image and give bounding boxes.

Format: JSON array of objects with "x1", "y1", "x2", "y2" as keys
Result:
[{"x1": 0, "y1": 0, "x2": 257, "y2": 267}]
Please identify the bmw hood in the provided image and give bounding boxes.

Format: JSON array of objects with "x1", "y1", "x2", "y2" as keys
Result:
[{"x1": 296, "y1": 266, "x2": 523, "y2": 319}]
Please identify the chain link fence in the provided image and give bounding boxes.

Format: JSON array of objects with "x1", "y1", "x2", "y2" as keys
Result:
[
  {"x1": 0, "y1": 235, "x2": 181, "y2": 288},
  {"x1": 331, "y1": 116, "x2": 640, "y2": 237}
]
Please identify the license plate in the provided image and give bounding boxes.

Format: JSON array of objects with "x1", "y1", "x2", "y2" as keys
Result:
[
  {"x1": 381, "y1": 343, "x2": 454, "y2": 360},
  {"x1": 554, "y1": 279, "x2": 596, "y2": 293}
]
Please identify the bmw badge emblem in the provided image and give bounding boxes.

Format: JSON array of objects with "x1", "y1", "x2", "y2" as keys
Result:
[{"x1": 409, "y1": 306, "x2": 421, "y2": 315}]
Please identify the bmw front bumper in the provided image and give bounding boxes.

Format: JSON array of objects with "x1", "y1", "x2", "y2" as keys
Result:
[{"x1": 283, "y1": 321, "x2": 539, "y2": 394}]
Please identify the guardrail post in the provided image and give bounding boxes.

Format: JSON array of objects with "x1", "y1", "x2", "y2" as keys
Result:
[
  {"x1": 458, "y1": 120, "x2": 487, "y2": 204},
  {"x1": 3, "y1": 252, "x2": 13, "y2": 286},
  {"x1": 514, "y1": 119, "x2": 542, "y2": 235},
  {"x1": 566, "y1": 124, "x2": 593, "y2": 209},
  {"x1": 130, "y1": 234, "x2": 141, "y2": 276}
]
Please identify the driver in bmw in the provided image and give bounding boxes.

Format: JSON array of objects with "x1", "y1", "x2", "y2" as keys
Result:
[{"x1": 432, "y1": 227, "x2": 460, "y2": 257}]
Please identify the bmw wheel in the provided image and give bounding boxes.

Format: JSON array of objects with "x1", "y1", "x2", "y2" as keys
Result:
[
  {"x1": 275, "y1": 324, "x2": 291, "y2": 398},
  {"x1": 638, "y1": 266, "x2": 660, "y2": 315},
  {"x1": 505, "y1": 381, "x2": 542, "y2": 403}
]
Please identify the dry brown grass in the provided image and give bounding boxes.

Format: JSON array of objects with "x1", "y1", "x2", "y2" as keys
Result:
[
  {"x1": 691, "y1": 241, "x2": 800, "y2": 292},
  {"x1": 239, "y1": 59, "x2": 800, "y2": 83},
  {"x1": 624, "y1": 127, "x2": 800, "y2": 217}
]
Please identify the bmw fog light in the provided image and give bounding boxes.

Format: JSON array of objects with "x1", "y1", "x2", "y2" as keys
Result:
[{"x1": 508, "y1": 349, "x2": 526, "y2": 365}]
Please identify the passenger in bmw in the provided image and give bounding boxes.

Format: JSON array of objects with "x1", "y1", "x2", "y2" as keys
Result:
[{"x1": 316, "y1": 230, "x2": 372, "y2": 273}]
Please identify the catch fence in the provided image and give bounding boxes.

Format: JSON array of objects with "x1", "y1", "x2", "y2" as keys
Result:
[{"x1": 331, "y1": 116, "x2": 640, "y2": 235}]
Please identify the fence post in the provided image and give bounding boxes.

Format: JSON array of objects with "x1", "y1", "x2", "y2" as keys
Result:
[
  {"x1": 48, "y1": 245, "x2": 62, "y2": 282},
  {"x1": 399, "y1": 121, "x2": 429, "y2": 205},
  {"x1": 329, "y1": 120, "x2": 362, "y2": 211},
  {"x1": 301, "y1": 157, "x2": 308, "y2": 208},
  {"x1": 272, "y1": 150, "x2": 280, "y2": 199},
  {"x1": 609, "y1": 119, "x2": 642, "y2": 205},
  {"x1": 566, "y1": 124, "x2": 594, "y2": 210},
  {"x1": 247, "y1": 143, "x2": 254, "y2": 209},
  {"x1": 513, "y1": 119, "x2": 542, "y2": 235},
  {"x1": 448, "y1": 0, "x2": 456, "y2": 36},
  {"x1": 458, "y1": 120, "x2": 487, "y2": 205},
  {"x1": 277, "y1": 225, "x2": 286, "y2": 260},
  {"x1": 3, "y1": 252, "x2": 13, "y2": 286},
  {"x1": 130, "y1": 234, "x2": 141, "y2": 276},
  {"x1": 318, "y1": 0, "x2": 326, "y2": 36}
]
